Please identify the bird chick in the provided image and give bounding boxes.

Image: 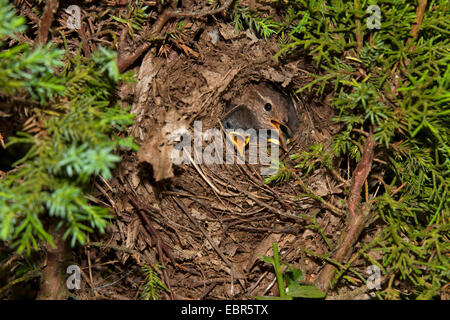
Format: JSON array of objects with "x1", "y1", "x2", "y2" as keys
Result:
[
  {"x1": 222, "y1": 83, "x2": 298, "y2": 156},
  {"x1": 222, "y1": 104, "x2": 256, "y2": 156}
]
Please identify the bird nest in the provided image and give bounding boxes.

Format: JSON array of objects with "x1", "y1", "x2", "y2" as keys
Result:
[{"x1": 98, "y1": 25, "x2": 349, "y2": 299}]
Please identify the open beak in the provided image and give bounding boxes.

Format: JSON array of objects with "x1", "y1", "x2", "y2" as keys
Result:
[
  {"x1": 228, "y1": 131, "x2": 250, "y2": 157},
  {"x1": 269, "y1": 119, "x2": 293, "y2": 152}
]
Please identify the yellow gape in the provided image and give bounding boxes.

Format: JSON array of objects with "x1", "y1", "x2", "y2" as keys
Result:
[{"x1": 228, "y1": 131, "x2": 251, "y2": 157}]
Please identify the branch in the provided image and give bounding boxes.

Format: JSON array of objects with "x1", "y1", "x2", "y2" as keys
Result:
[
  {"x1": 117, "y1": 41, "x2": 152, "y2": 73},
  {"x1": 36, "y1": 0, "x2": 59, "y2": 44},
  {"x1": 128, "y1": 195, "x2": 175, "y2": 300},
  {"x1": 407, "y1": 0, "x2": 427, "y2": 48},
  {"x1": 315, "y1": 132, "x2": 377, "y2": 293},
  {"x1": 169, "y1": 0, "x2": 234, "y2": 19},
  {"x1": 354, "y1": 0, "x2": 363, "y2": 55},
  {"x1": 37, "y1": 220, "x2": 72, "y2": 300},
  {"x1": 348, "y1": 133, "x2": 376, "y2": 220},
  {"x1": 0, "y1": 270, "x2": 41, "y2": 297}
]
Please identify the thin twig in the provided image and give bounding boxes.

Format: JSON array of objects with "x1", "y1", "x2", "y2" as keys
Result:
[
  {"x1": 235, "y1": 183, "x2": 305, "y2": 223},
  {"x1": 85, "y1": 242, "x2": 156, "y2": 267},
  {"x1": 0, "y1": 270, "x2": 41, "y2": 296},
  {"x1": 177, "y1": 0, "x2": 234, "y2": 18},
  {"x1": 185, "y1": 147, "x2": 229, "y2": 197},
  {"x1": 407, "y1": 0, "x2": 427, "y2": 50},
  {"x1": 78, "y1": 20, "x2": 91, "y2": 58},
  {"x1": 295, "y1": 174, "x2": 346, "y2": 216},
  {"x1": 354, "y1": 0, "x2": 363, "y2": 55},
  {"x1": 36, "y1": 0, "x2": 59, "y2": 44},
  {"x1": 128, "y1": 195, "x2": 175, "y2": 300}
]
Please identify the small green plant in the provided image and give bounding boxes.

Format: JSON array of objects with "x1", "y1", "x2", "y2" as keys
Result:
[
  {"x1": 111, "y1": 0, "x2": 149, "y2": 38},
  {"x1": 269, "y1": 0, "x2": 449, "y2": 299},
  {"x1": 231, "y1": 3, "x2": 281, "y2": 40},
  {"x1": 255, "y1": 243, "x2": 325, "y2": 300},
  {"x1": 0, "y1": 1, "x2": 137, "y2": 254},
  {"x1": 168, "y1": 20, "x2": 188, "y2": 40},
  {"x1": 0, "y1": 0, "x2": 64, "y2": 102},
  {"x1": 207, "y1": 0, "x2": 221, "y2": 10},
  {"x1": 291, "y1": 142, "x2": 332, "y2": 174},
  {"x1": 140, "y1": 265, "x2": 169, "y2": 300},
  {"x1": 264, "y1": 160, "x2": 292, "y2": 184}
]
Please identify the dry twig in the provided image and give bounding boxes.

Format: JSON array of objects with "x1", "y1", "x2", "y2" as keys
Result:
[
  {"x1": 36, "y1": 0, "x2": 59, "y2": 44},
  {"x1": 128, "y1": 195, "x2": 175, "y2": 300}
]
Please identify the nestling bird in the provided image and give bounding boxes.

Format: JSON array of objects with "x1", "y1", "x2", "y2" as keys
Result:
[{"x1": 222, "y1": 83, "x2": 298, "y2": 156}]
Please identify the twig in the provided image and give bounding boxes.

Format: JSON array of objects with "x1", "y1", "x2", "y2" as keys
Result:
[
  {"x1": 172, "y1": 193, "x2": 242, "y2": 295},
  {"x1": 168, "y1": 0, "x2": 234, "y2": 19},
  {"x1": 235, "y1": 183, "x2": 305, "y2": 223},
  {"x1": 128, "y1": 196, "x2": 176, "y2": 265},
  {"x1": 352, "y1": 128, "x2": 369, "y2": 137},
  {"x1": 185, "y1": 147, "x2": 229, "y2": 197},
  {"x1": 128, "y1": 195, "x2": 175, "y2": 300},
  {"x1": 354, "y1": 0, "x2": 363, "y2": 55},
  {"x1": 241, "y1": 164, "x2": 295, "y2": 212},
  {"x1": 246, "y1": 270, "x2": 269, "y2": 297},
  {"x1": 328, "y1": 167, "x2": 349, "y2": 186},
  {"x1": 294, "y1": 175, "x2": 346, "y2": 216},
  {"x1": 303, "y1": 249, "x2": 366, "y2": 285},
  {"x1": 406, "y1": 0, "x2": 427, "y2": 51},
  {"x1": 36, "y1": 0, "x2": 59, "y2": 44},
  {"x1": 391, "y1": 181, "x2": 407, "y2": 196},
  {"x1": 117, "y1": 42, "x2": 152, "y2": 73},
  {"x1": 348, "y1": 133, "x2": 376, "y2": 220},
  {"x1": 85, "y1": 238, "x2": 97, "y2": 296},
  {"x1": 0, "y1": 270, "x2": 41, "y2": 296},
  {"x1": 78, "y1": 20, "x2": 91, "y2": 58},
  {"x1": 402, "y1": 0, "x2": 428, "y2": 72},
  {"x1": 85, "y1": 242, "x2": 156, "y2": 267}
]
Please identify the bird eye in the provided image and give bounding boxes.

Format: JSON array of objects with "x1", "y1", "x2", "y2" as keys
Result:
[{"x1": 264, "y1": 103, "x2": 272, "y2": 111}]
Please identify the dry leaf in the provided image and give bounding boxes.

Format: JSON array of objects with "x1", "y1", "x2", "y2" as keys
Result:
[{"x1": 137, "y1": 109, "x2": 188, "y2": 181}]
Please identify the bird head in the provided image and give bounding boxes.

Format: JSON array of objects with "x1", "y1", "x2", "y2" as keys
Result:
[
  {"x1": 222, "y1": 83, "x2": 296, "y2": 156},
  {"x1": 222, "y1": 104, "x2": 255, "y2": 157}
]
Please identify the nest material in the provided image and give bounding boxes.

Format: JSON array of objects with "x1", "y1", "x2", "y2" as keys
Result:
[{"x1": 108, "y1": 25, "x2": 347, "y2": 299}]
